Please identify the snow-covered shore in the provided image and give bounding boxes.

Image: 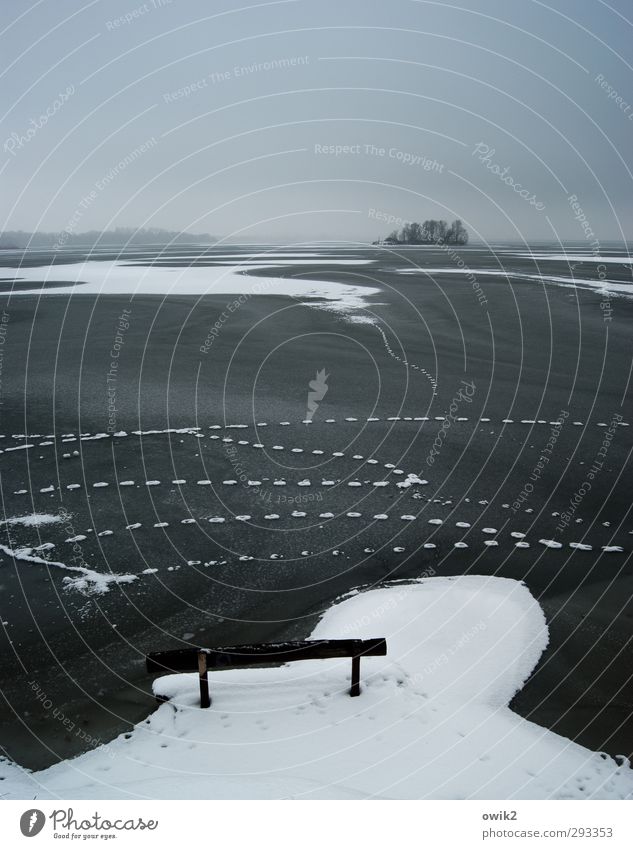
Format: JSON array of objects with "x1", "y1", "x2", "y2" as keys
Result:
[{"x1": 2, "y1": 576, "x2": 632, "y2": 799}]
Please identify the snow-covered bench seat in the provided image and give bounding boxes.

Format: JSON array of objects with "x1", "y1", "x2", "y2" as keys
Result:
[{"x1": 146, "y1": 639, "x2": 388, "y2": 707}]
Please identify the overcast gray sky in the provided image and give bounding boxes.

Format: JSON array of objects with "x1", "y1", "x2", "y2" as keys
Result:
[{"x1": 1, "y1": 0, "x2": 632, "y2": 243}]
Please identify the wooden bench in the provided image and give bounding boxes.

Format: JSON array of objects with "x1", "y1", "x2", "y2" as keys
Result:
[{"x1": 146, "y1": 638, "x2": 387, "y2": 707}]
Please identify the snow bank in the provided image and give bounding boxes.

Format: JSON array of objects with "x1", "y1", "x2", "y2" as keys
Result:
[
  {"x1": 1, "y1": 577, "x2": 632, "y2": 799},
  {"x1": 0, "y1": 542, "x2": 137, "y2": 595},
  {"x1": 395, "y1": 267, "x2": 633, "y2": 299},
  {"x1": 0, "y1": 260, "x2": 380, "y2": 320},
  {"x1": 1, "y1": 513, "x2": 64, "y2": 527}
]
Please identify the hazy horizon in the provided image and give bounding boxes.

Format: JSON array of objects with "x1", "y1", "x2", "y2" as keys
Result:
[{"x1": 2, "y1": 0, "x2": 632, "y2": 244}]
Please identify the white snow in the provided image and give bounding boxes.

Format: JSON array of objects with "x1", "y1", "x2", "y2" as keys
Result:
[
  {"x1": 397, "y1": 473, "x2": 428, "y2": 488},
  {"x1": 539, "y1": 539, "x2": 563, "y2": 549},
  {"x1": 511, "y1": 253, "x2": 633, "y2": 263},
  {"x1": 2, "y1": 260, "x2": 381, "y2": 319},
  {"x1": 3, "y1": 576, "x2": 632, "y2": 799},
  {"x1": 396, "y1": 265, "x2": 633, "y2": 299},
  {"x1": 0, "y1": 543, "x2": 136, "y2": 595},
  {"x1": 1, "y1": 513, "x2": 63, "y2": 528}
]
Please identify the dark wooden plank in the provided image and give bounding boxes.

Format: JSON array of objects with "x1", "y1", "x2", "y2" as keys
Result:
[
  {"x1": 350, "y1": 655, "x2": 361, "y2": 697},
  {"x1": 146, "y1": 638, "x2": 387, "y2": 674},
  {"x1": 198, "y1": 651, "x2": 210, "y2": 708}
]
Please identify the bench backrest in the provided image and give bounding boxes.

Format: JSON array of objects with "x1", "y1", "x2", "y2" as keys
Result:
[{"x1": 146, "y1": 638, "x2": 387, "y2": 674}]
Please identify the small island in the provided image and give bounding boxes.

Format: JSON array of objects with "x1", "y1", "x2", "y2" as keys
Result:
[{"x1": 375, "y1": 218, "x2": 468, "y2": 245}]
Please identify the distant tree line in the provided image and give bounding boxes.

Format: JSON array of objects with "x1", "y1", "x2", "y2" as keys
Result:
[
  {"x1": 379, "y1": 219, "x2": 468, "y2": 245},
  {"x1": 0, "y1": 227, "x2": 217, "y2": 250}
]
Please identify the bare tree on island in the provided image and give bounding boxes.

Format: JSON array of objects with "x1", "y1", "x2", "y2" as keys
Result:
[
  {"x1": 446, "y1": 219, "x2": 468, "y2": 245},
  {"x1": 375, "y1": 218, "x2": 468, "y2": 245}
]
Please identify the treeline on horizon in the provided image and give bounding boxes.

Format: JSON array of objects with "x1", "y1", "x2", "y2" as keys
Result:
[
  {"x1": 0, "y1": 227, "x2": 217, "y2": 249},
  {"x1": 378, "y1": 219, "x2": 469, "y2": 245}
]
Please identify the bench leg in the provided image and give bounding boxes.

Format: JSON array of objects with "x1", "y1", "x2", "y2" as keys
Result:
[
  {"x1": 350, "y1": 655, "x2": 361, "y2": 697},
  {"x1": 198, "y1": 651, "x2": 211, "y2": 708}
]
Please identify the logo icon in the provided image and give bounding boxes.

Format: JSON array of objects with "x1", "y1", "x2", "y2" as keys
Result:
[
  {"x1": 305, "y1": 368, "x2": 329, "y2": 422},
  {"x1": 20, "y1": 809, "x2": 45, "y2": 837}
]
